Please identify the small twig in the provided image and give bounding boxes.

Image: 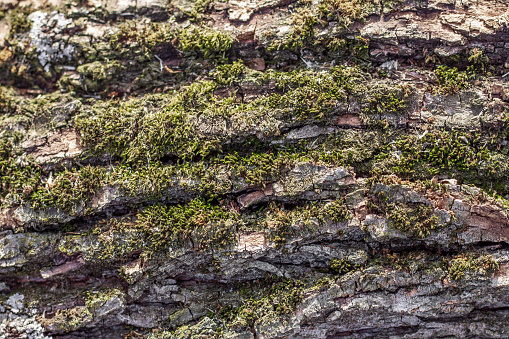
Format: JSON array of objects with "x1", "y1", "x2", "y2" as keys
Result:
[
  {"x1": 164, "y1": 66, "x2": 181, "y2": 74},
  {"x1": 418, "y1": 130, "x2": 428, "y2": 140},
  {"x1": 154, "y1": 55, "x2": 163, "y2": 73}
]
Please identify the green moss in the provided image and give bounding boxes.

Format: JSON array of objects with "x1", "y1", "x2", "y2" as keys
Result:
[
  {"x1": 280, "y1": 7, "x2": 317, "y2": 50},
  {"x1": 274, "y1": 0, "x2": 378, "y2": 51},
  {"x1": 8, "y1": 6, "x2": 33, "y2": 37},
  {"x1": 22, "y1": 160, "x2": 211, "y2": 217},
  {"x1": 28, "y1": 166, "x2": 106, "y2": 212},
  {"x1": 447, "y1": 254, "x2": 499, "y2": 280},
  {"x1": 386, "y1": 202, "x2": 439, "y2": 238},
  {"x1": 262, "y1": 203, "x2": 295, "y2": 247},
  {"x1": 435, "y1": 65, "x2": 469, "y2": 94},
  {"x1": 370, "y1": 251, "x2": 434, "y2": 273},
  {"x1": 260, "y1": 200, "x2": 347, "y2": 247},
  {"x1": 41, "y1": 306, "x2": 92, "y2": 332},
  {"x1": 73, "y1": 65, "x2": 368, "y2": 164},
  {"x1": 108, "y1": 22, "x2": 234, "y2": 60},
  {"x1": 76, "y1": 61, "x2": 124, "y2": 92},
  {"x1": 85, "y1": 288, "x2": 124, "y2": 313},
  {"x1": 0, "y1": 132, "x2": 42, "y2": 207},
  {"x1": 178, "y1": 26, "x2": 234, "y2": 59},
  {"x1": 0, "y1": 86, "x2": 17, "y2": 113},
  {"x1": 317, "y1": 0, "x2": 377, "y2": 27},
  {"x1": 219, "y1": 277, "x2": 304, "y2": 330},
  {"x1": 61, "y1": 198, "x2": 348, "y2": 262},
  {"x1": 467, "y1": 48, "x2": 490, "y2": 75},
  {"x1": 213, "y1": 60, "x2": 245, "y2": 87},
  {"x1": 75, "y1": 85, "x2": 219, "y2": 163},
  {"x1": 63, "y1": 22, "x2": 234, "y2": 94},
  {"x1": 320, "y1": 199, "x2": 350, "y2": 223},
  {"x1": 134, "y1": 199, "x2": 239, "y2": 251},
  {"x1": 365, "y1": 84, "x2": 410, "y2": 116},
  {"x1": 373, "y1": 130, "x2": 509, "y2": 195},
  {"x1": 22, "y1": 124, "x2": 508, "y2": 220},
  {"x1": 264, "y1": 65, "x2": 365, "y2": 120},
  {"x1": 108, "y1": 21, "x2": 176, "y2": 53},
  {"x1": 222, "y1": 152, "x2": 288, "y2": 187},
  {"x1": 189, "y1": 0, "x2": 214, "y2": 20},
  {"x1": 329, "y1": 258, "x2": 354, "y2": 274},
  {"x1": 368, "y1": 187, "x2": 440, "y2": 239},
  {"x1": 42, "y1": 288, "x2": 124, "y2": 332}
]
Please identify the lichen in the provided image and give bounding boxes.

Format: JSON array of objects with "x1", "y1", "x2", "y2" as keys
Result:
[{"x1": 27, "y1": 11, "x2": 74, "y2": 72}]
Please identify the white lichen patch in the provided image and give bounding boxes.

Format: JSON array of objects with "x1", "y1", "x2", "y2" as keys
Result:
[
  {"x1": 0, "y1": 314, "x2": 50, "y2": 339},
  {"x1": 6, "y1": 293, "x2": 24, "y2": 314},
  {"x1": 28, "y1": 11, "x2": 74, "y2": 72},
  {"x1": 0, "y1": 292, "x2": 50, "y2": 339}
]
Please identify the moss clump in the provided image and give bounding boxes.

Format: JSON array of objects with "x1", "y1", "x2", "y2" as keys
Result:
[
  {"x1": 39, "y1": 306, "x2": 92, "y2": 332},
  {"x1": 213, "y1": 60, "x2": 245, "y2": 87},
  {"x1": 375, "y1": 130, "x2": 509, "y2": 195},
  {"x1": 310, "y1": 129, "x2": 395, "y2": 173},
  {"x1": 219, "y1": 277, "x2": 304, "y2": 330},
  {"x1": 0, "y1": 132, "x2": 42, "y2": 207},
  {"x1": 272, "y1": 0, "x2": 380, "y2": 53},
  {"x1": 222, "y1": 152, "x2": 288, "y2": 187},
  {"x1": 22, "y1": 160, "x2": 223, "y2": 217},
  {"x1": 320, "y1": 199, "x2": 350, "y2": 223},
  {"x1": 108, "y1": 22, "x2": 233, "y2": 59},
  {"x1": 85, "y1": 288, "x2": 124, "y2": 314},
  {"x1": 42, "y1": 288, "x2": 124, "y2": 332},
  {"x1": 434, "y1": 65, "x2": 469, "y2": 94},
  {"x1": 75, "y1": 65, "x2": 368, "y2": 164},
  {"x1": 365, "y1": 84, "x2": 410, "y2": 116},
  {"x1": 0, "y1": 87, "x2": 17, "y2": 113},
  {"x1": 264, "y1": 65, "x2": 365, "y2": 120},
  {"x1": 467, "y1": 48, "x2": 490, "y2": 75},
  {"x1": 317, "y1": 0, "x2": 377, "y2": 27},
  {"x1": 386, "y1": 202, "x2": 439, "y2": 238},
  {"x1": 280, "y1": 7, "x2": 317, "y2": 50},
  {"x1": 178, "y1": 26, "x2": 234, "y2": 59},
  {"x1": 186, "y1": 0, "x2": 214, "y2": 21},
  {"x1": 329, "y1": 258, "x2": 354, "y2": 274},
  {"x1": 367, "y1": 188, "x2": 440, "y2": 239},
  {"x1": 135, "y1": 199, "x2": 238, "y2": 251},
  {"x1": 75, "y1": 86, "x2": 219, "y2": 164},
  {"x1": 447, "y1": 254, "x2": 499, "y2": 280},
  {"x1": 263, "y1": 203, "x2": 295, "y2": 247},
  {"x1": 387, "y1": 131, "x2": 487, "y2": 175},
  {"x1": 261, "y1": 201, "x2": 346, "y2": 247},
  {"x1": 28, "y1": 166, "x2": 106, "y2": 212},
  {"x1": 8, "y1": 6, "x2": 33, "y2": 37},
  {"x1": 110, "y1": 162, "x2": 198, "y2": 198},
  {"x1": 371, "y1": 251, "x2": 436, "y2": 273},
  {"x1": 108, "y1": 21, "x2": 176, "y2": 55},
  {"x1": 76, "y1": 61, "x2": 124, "y2": 93}
]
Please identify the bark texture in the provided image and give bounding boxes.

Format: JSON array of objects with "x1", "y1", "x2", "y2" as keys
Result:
[{"x1": 1, "y1": 0, "x2": 509, "y2": 338}]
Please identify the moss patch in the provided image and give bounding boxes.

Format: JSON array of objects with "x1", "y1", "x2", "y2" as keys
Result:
[
  {"x1": 434, "y1": 65, "x2": 470, "y2": 95},
  {"x1": 217, "y1": 277, "x2": 304, "y2": 331},
  {"x1": 446, "y1": 253, "x2": 499, "y2": 280},
  {"x1": 134, "y1": 199, "x2": 238, "y2": 251}
]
